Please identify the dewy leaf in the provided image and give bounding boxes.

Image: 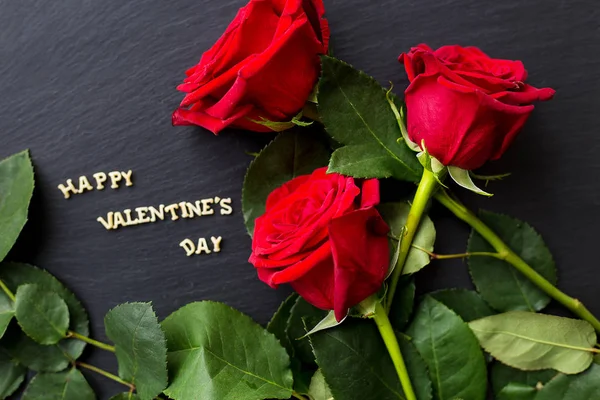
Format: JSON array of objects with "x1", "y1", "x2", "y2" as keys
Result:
[
  {"x1": 311, "y1": 319, "x2": 432, "y2": 400},
  {"x1": 388, "y1": 277, "x2": 415, "y2": 331},
  {"x1": 0, "y1": 351, "x2": 26, "y2": 399},
  {"x1": 490, "y1": 362, "x2": 556, "y2": 397},
  {"x1": 535, "y1": 363, "x2": 600, "y2": 400},
  {"x1": 286, "y1": 297, "x2": 328, "y2": 365},
  {"x1": 468, "y1": 211, "x2": 557, "y2": 312},
  {"x1": 378, "y1": 203, "x2": 436, "y2": 275},
  {"x1": 468, "y1": 312, "x2": 596, "y2": 374},
  {"x1": 407, "y1": 296, "x2": 487, "y2": 400},
  {"x1": 21, "y1": 369, "x2": 95, "y2": 400},
  {"x1": 308, "y1": 370, "x2": 334, "y2": 400},
  {"x1": 0, "y1": 290, "x2": 13, "y2": 339},
  {"x1": 0, "y1": 150, "x2": 35, "y2": 263},
  {"x1": 104, "y1": 303, "x2": 168, "y2": 400},
  {"x1": 447, "y1": 166, "x2": 493, "y2": 197},
  {"x1": 0, "y1": 263, "x2": 89, "y2": 372},
  {"x1": 162, "y1": 301, "x2": 293, "y2": 400},
  {"x1": 430, "y1": 289, "x2": 495, "y2": 322},
  {"x1": 15, "y1": 284, "x2": 69, "y2": 345},
  {"x1": 242, "y1": 131, "x2": 330, "y2": 236},
  {"x1": 318, "y1": 56, "x2": 422, "y2": 182}
]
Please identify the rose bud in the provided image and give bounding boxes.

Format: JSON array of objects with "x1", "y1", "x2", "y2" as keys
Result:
[
  {"x1": 172, "y1": 0, "x2": 330, "y2": 134},
  {"x1": 399, "y1": 44, "x2": 555, "y2": 170},
  {"x1": 249, "y1": 168, "x2": 389, "y2": 321}
]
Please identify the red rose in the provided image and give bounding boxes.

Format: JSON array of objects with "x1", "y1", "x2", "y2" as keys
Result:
[
  {"x1": 172, "y1": 0, "x2": 329, "y2": 134},
  {"x1": 399, "y1": 44, "x2": 555, "y2": 170},
  {"x1": 249, "y1": 168, "x2": 389, "y2": 321}
]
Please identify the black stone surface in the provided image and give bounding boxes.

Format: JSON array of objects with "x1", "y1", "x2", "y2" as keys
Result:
[{"x1": 1, "y1": 0, "x2": 599, "y2": 398}]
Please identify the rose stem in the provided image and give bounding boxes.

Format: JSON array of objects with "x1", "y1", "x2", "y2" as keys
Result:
[
  {"x1": 434, "y1": 188, "x2": 600, "y2": 333},
  {"x1": 0, "y1": 279, "x2": 16, "y2": 302},
  {"x1": 411, "y1": 244, "x2": 501, "y2": 260},
  {"x1": 66, "y1": 331, "x2": 116, "y2": 353},
  {"x1": 292, "y1": 392, "x2": 309, "y2": 400},
  {"x1": 77, "y1": 362, "x2": 134, "y2": 390},
  {"x1": 385, "y1": 168, "x2": 439, "y2": 313},
  {"x1": 373, "y1": 301, "x2": 417, "y2": 400}
]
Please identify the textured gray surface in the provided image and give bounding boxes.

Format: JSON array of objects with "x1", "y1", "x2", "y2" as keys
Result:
[{"x1": 0, "y1": 0, "x2": 599, "y2": 398}]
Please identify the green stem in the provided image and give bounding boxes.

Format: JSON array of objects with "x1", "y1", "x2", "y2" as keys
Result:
[
  {"x1": 386, "y1": 168, "x2": 439, "y2": 312},
  {"x1": 411, "y1": 245, "x2": 501, "y2": 261},
  {"x1": 435, "y1": 189, "x2": 600, "y2": 333},
  {"x1": 292, "y1": 392, "x2": 308, "y2": 400},
  {"x1": 0, "y1": 279, "x2": 15, "y2": 302},
  {"x1": 67, "y1": 331, "x2": 116, "y2": 353},
  {"x1": 373, "y1": 302, "x2": 417, "y2": 400},
  {"x1": 77, "y1": 362, "x2": 134, "y2": 390}
]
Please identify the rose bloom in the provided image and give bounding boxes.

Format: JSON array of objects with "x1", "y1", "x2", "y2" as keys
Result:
[
  {"x1": 249, "y1": 168, "x2": 389, "y2": 321},
  {"x1": 400, "y1": 44, "x2": 555, "y2": 170},
  {"x1": 172, "y1": 0, "x2": 329, "y2": 134}
]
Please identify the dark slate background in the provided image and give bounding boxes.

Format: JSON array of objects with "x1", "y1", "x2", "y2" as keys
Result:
[{"x1": 1, "y1": 0, "x2": 599, "y2": 398}]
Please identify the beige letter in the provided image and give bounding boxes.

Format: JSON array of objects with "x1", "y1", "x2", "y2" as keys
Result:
[
  {"x1": 135, "y1": 207, "x2": 150, "y2": 224},
  {"x1": 195, "y1": 238, "x2": 211, "y2": 254},
  {"x1": 109, "y1": 171, "x2": 122, "y2": 189},
  {"x1": 78, "y1": 176, "x2": 94, "y2": 193},
  {"x1": 121, "y1": 170, "x2": 133, "y2": 187},
  {"x1": 179, "y1": 239, "x2": 196, "y2": 256},
  {"x1": 179, "y1": 202, "x2": 190, "y2": 218},
  {"x1": 123, "y1": 209, "x2": 139, "y2": 226},
  {"x1": 187, "y1": 202, "x2": 203, "y2": 218},
  {"x1": 164, "y1": 204, "x2": 180, "y2": 221},
  {"x1": 220, "y1": 198, "x2": 233, "y2": 215},
  {"x1": 148, "y1": 205, "x2": 165, "y2": 222},
  {"x1": 210, "y1": 236, "x2": 222, "y2": 253},
  {"x1": 201, "y1": 198, "x2": 214, "y2": 215},
  {"x1": 113, "y1": 212, "x2": 126, "y2": 229},
  {"x1": 58, "y1": 179, "x2": 79, "y2": 199},
  {"x1": 97, "y1": 213, "x2": 114, "y2": 230},
  {"x1": 93, "y1": 172, "x2": 107, "y2": 190}
]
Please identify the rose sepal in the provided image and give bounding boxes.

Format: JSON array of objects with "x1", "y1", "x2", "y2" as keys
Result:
[
  {"x1": 448, "y1": 166, "x2": 493, "y2": 197},
  {"x1": 249, "y1": 111, "x2": 313, "y2": 132},
  {"x1": 416, "y1": 141, "x2": 448, "y2": 187},
  {"x1": 386, "y1": 86, "x2": 421, "y2": 153}
]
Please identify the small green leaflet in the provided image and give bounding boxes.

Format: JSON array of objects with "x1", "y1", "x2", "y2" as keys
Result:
[
  {"x1": 308, "y1": 370, "x2": 334, "y2": 400},
  {"x1": 0, "y1": 290, "x2": 13, "y2": 339},
  {"x1": 21, "y1": 369, "x2": 96, "y2": 400},
  {"x1": 318, "y1": 56, "x2": 422, "y2": 182},
  {"x1": 15, "y1": 284, "x2": 69, "y2": 345},
  {"x1": 490, "y1": 362, "x2": 556, "y2": 398},
  {"x1": 0, "y1": 150, "x2": 35, "y2": 263},
  {"x1": 0, "y1": 351, "x2": 26, "y2": 399},
  {"x1": 469, "y1": 311, "x2": 596, "y2": 374},
  {"x1": 104, "y1": 303, "x2": 168, "y2": 400},
  {"x1": 162, "y1": 301, "x2": 293, "y2": 400},
  {"x1": 468, "y1": 211, "x2": 557, "y2": 312}
]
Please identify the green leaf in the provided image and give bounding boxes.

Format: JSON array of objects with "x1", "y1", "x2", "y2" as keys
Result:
[
  {"x1": 388, "y1": 277, "x2": 415, "y2": 331},
  {"x1": 447, "y1": 166, "x2": 492, "y2": 197},
  {"x1": 0, "y1": 351, "x2": 26, "y2": 399},
  {"x1": 267, "y1": 293, "x2": 299, "y2": 355},
  {"x1": 430, "y1": 289, "x2": 495, "y2": 322},
  {"x1": 491, "y1": 362, "x2": 556, "y2": 397},
  {"x1": 161, "y1": 301, "x2": 293, "y2": 400},
  {"x1": 14, "y1": 284, "x2": 69, "y2": 345},
  {"x1": 468, "y1": 211, "x2": 557, "y2": 312},
  {"x1": 104, "y1": 303, "x2": 168, "y2": 400},
  {"x1": 109, "y1": 395, "x2": 141, "y2": 400},
  {"x1": 22, "y1": 369, "x2": 96, "y2": 400},
  {"x1": 308, "y1": 370, "x2": 334, "y2": 400},
  {"x1": 378, "y1": 203, "x2": 436, "y2": 275},
  {"x1": 497, "y1": 383, "x2": 537, "y2": 400},
  {"x1": 0, "y1": 291, "x2": 13, "y2": 339},
  {"x1": 0, "y1": 263, "x2": 89, "y2": 372},
  {"x1": 0, "y1": 150, "x2": 35, "y2": 262},
  {"x1": 535, "y1": 363, "x2": 600, "y2": 399},
  {"x1": 468, "y1": 312, "x2": 596, "y2": 374},
  {"x1": 329, "y1": 143, "x2": 415, "y2": 179},
  {"x1": 318, "y1": 56, "x2": 422, "y2": 182},
  {"x1": 407, "y1": 296, "x2": 487, "y2": 400},
  {"x1": 242, "y1": 131, "x2": 330, "y2": 236},
  {"x1": 286, "y1": 297, "x2": 328, "y2": 365},
  {"x1": 311, "y1": 319, "x2": 431, "y2": 400}
]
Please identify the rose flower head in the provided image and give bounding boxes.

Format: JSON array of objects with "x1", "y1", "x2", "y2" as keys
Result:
[
  {"x1": 172, "y1": 0, "x2": 330, "y2": 134},
  {"x1": 400, "y1": 44, "x2": 555, "y2": 170},
  {"x1": 249, "y1": 167, "x2": 389, "y2": 321}
]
